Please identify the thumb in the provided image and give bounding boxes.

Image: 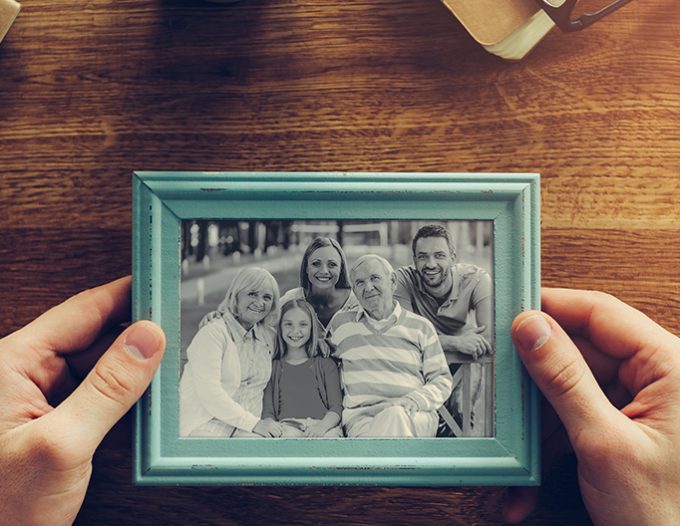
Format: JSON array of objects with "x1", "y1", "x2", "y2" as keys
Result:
[
  {"x1": 48, "y1": 320, "x2": 166, "y2": 456},
  {"x1": 474, "y1": 325, "x2": 486, "y2": 333},
  {"x1": 512, "y1": 311, "x2": 617, "y2": 447}
]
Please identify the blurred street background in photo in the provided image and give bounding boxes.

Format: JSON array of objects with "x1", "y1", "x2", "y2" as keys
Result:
[{"x1": 180, "y1": 220, "x2": 493, "y2": 364}]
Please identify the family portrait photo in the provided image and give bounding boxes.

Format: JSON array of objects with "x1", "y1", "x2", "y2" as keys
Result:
[{"x1": 178, "y1": 219, "x2": 495, "y2": 439}]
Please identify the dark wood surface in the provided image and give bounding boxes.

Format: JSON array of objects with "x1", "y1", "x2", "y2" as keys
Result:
[{"x1": 1, "y1": 0, "x2": 679, "y2": 524}]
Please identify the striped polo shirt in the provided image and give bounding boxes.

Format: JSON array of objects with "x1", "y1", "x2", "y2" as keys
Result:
[{"x1": 328, "y1": 302, "x2": 453, "y2": 428}]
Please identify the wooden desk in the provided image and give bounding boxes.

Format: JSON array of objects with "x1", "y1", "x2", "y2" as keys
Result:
[{"x1": 1, "y1": 1, "x2": 678, "y2": 524}]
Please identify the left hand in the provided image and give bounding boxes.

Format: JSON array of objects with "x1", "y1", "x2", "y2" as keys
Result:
[
  {"x1": 393, "y1": 398, "x2": 419, "y2": 417},
  {"x1": 303, "y1": 420, "x2": 330, "y2": 437},
  {"x1": 503, "y1": 288, "x2": 680, "y2": 525},
  {"x1": 0, "y1": 277, "x2": 166, "y2": 526},
  {"x1": 441, "y1": 329, "x2": 492, "y2": 360}
]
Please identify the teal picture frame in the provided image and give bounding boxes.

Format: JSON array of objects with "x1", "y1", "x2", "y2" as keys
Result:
[{"x1": 132, "y1": 172, "x2": 541, "y2": 486}]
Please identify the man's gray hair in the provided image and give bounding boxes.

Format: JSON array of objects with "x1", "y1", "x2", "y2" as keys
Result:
[{"x1": 350, "y1": 254, "x2": 394, "y2": 280}]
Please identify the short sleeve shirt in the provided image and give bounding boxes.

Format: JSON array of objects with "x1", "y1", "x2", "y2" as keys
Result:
[{"x1": 394, "y1": 263, "x2": 491, "y2": 335}]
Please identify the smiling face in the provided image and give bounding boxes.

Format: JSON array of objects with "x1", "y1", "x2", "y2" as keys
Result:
[
  {"x1": 235, "y1": 286, "x2": 274, "y2": 329},
  {"x1": 414, "y1": 236, "x2": 454, "y2": 291},
  {"x1": 280, "y1": 307, "x2": 312, "y2": 351},
  {"x1": 351, "y1": 258, "x2": 396, "y2": 320},
  {"x1": 306, "y1": 246, "x2": 342, "y2": 292}
]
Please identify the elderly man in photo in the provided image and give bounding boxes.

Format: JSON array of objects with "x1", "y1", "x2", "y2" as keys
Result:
[
  {"x1": 327, "y1": 254, "x2": 453, "y2": 438},
  {"x1": 394, "y1": 224, "x2": 493, "y2": 436}
]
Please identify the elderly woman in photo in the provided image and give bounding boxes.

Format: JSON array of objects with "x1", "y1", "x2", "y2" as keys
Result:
[
  {"x1": 280, "y1": 237, "x2": 360, "y2": 337},
  {"x1": 179, "y1": 267, "x2": 281, "y2": 438}
]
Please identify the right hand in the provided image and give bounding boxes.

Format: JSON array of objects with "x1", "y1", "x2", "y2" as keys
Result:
[
  {"x1": 393, "y1": 397, "x2": 419, "y2": 417},
  {"x1": 0, "y1": 277, "x2": 166, "y2": 526},
  {"x1": 504, "y1": 288, "x2": 680, "y2": 525},
  {"x1": 198, "y1": 310, "x2": 222, "y2": 329},
  {"x1": 452, "y1": 327, "x2": 492, "y2": 359},
  {"x1": 253, "y1": 418, "x2": 283, "y2": 438}
]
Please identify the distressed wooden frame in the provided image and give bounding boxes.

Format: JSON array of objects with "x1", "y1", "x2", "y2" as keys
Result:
[{"x1": 132, "y1": 172, "x2": 540, "y2": 486}]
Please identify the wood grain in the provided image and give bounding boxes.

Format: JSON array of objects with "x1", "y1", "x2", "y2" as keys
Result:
[{"x1": 1, "y1": 0, "x2": 678, "y2": 524}]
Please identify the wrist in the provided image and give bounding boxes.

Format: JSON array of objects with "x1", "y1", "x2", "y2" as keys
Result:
[{"x1": 440, "y1": 334, "x2": 459, "y2": 352}]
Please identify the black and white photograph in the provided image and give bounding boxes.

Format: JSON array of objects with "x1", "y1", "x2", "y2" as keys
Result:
[{"x1": 179, "y1": 219, "x2": 494, "y2": 439}]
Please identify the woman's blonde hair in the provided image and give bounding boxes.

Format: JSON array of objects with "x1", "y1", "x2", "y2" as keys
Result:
[
  {"x1": 217, "y1": 267, "x2": 280, "y2": 327},
  {"x1": 275, "y1": 299, "x2": 328, "y2": 359}
]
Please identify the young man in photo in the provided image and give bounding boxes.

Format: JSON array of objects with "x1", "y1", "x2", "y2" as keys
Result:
[{"x1": 394, "y1": 224, "x2": 493, "y2": 436}]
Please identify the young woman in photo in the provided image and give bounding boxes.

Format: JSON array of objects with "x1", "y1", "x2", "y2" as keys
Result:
[{"x1": 280, "y1": 237, "x2": 360, "y2": 342}]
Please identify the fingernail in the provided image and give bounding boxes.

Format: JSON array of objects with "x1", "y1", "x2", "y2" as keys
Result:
[
  {"x1": 514, "y1": 314, "x2": 551, "y2": 352},
  {"x1": 124, "y1": 322, "x2": 161, "y2": 359}
]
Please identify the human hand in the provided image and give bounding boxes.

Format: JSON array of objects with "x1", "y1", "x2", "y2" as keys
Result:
[
  {"x1": 504, "y1": 288, "x2": 680, "y2": 525},
  {"x1": 303, "y1": 420, "x2": 330, "y2": 437},
  {"x1": 253, "y1": 418, "x2": 283, "y2": 438},
  {"x1": 444, "y1": 327, "x2": 492, "y2": 359},
  {"x1": 0, "y1": 276, "x2": 166, "y2": 526},
  {"x1": 198, "y1": 309, "x2": 222, "y2": 329},
  {"x1": 393, "y1": 398, "x2": 419, "y2": 417}
]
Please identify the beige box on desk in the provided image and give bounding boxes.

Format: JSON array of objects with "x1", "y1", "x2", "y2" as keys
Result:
[
  {"x1": 441, "y1": 0, "x2": 555, "y2": 60},
  {"x1": 0, "y1": 0, "x2": 20, "y2": 44}
]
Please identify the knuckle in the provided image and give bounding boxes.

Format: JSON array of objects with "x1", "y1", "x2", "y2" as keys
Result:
[
  {"x1": 25, "y1": 427, "x2": 70, "y2": 467},
  {"x1": 544, "y1": 358, "x2": 586, "y2": 400},
  {"x1": 573, "y1": 427, "x2": 637, "y2": 467},
  {"x1": 589, "y1": 290, "x2": 619, "y2": 307},
  {"x1": 89, "y1": 359, "x2": 136, "y2": 407},
  {"x1": 70, "y1": 287, "x2": 102, "y2": 311}
]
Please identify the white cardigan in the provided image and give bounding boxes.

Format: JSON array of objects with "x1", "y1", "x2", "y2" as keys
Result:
[{"x1": 179, "y1": 314, "x2": 274, "y2": 437}]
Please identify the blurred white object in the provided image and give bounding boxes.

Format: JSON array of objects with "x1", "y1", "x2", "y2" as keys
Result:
[
  {"x1": 440, "y1": 0, "x2": 555, "y2": 60},
  {"x1": 197, "y1": 278, "x2": 205, "y2": 306},
  {"x1": 0, "y1": 0, "x2": 20, "y2": 44}
]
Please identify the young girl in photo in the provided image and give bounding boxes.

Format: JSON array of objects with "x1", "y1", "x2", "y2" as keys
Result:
[{"x1": 261, "y1": 299, "x2": 344, "y2": 437}]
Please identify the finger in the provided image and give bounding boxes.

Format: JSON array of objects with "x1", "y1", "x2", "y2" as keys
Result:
[
  {"x1": 474, "y1": 326, "x2": 486, "y2": 334},
  {"x1": 512, "y1": 311, "x2": 622, "y2": 445},
  {"x1": 541, "y1": 288, "x2": 675, "y2": 361},
  {"x1": 604, "y1": 381, "x2": 632, "y2": 410},
  {"x1": 503, "y1": 486, "x2": 540, "y2": 524},
  {"x1": 18, "y1": 276, "x2": 132, "y2": 355},
  {"x1": 66, "y1": 325, "x2": 127, "y2": 380},
  {"x1": 16, "y1": 326, "x2": 128, "y2": 408},
  {"x1": 481, "y1": 338, "x2": 491, "y2": 355},
  {"x1": 480, "y1": 338, "x2": 489, "y2": 357},
  {"x1": 570, "y1": 334, "x2": 619, "y2": 386},
  {"x1": 41, "y1": 320, "x2": 166, "y2": 456},
  {"x1": 504, "y1": 412, "x2": 573, "y2": 524}
]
